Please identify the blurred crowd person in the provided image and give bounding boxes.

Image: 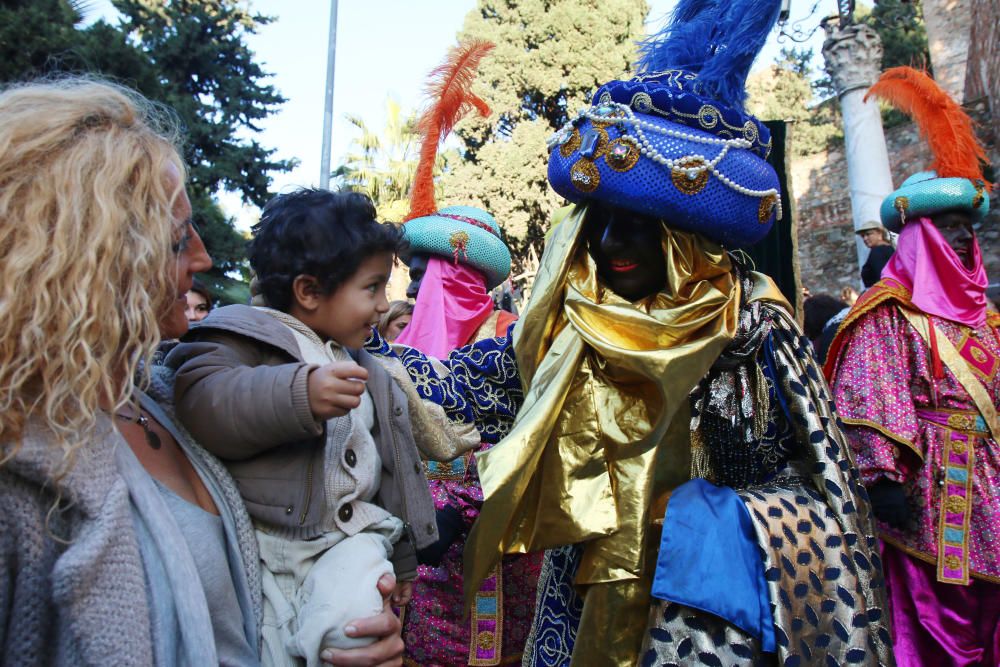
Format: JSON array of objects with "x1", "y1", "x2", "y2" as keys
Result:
[
  {"x1": 376, "y1": 300, "x2": 413, "y2": 342},
  {"x1": 857, "y1": 219, "x2": 896, "y2": 288},
  {"x1": 840, "y1": 285, "x2": 859, "y2": 306},
  {"x1": 185, "y1": 277, "x2": 213, "y2": 322},
  {"x1": 803, "y1": 293, "x2": 850, "y2": 364}
]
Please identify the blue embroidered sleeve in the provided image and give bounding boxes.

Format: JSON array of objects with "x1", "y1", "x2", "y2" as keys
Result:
[{"x1": 365, "y1": 324, "x2": 523, "y2": 443}]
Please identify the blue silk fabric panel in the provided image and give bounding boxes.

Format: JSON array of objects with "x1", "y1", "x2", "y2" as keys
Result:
[{"x1": 652, "y1": 477, "x2": 776, "y2": 653}]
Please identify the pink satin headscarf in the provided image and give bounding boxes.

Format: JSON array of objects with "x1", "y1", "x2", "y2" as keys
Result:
[
  {"x1": 881, "y1": 217, "x2": 988, "y2": 328},
  {"x1": 394, "y1": 256, "x2": 495, "y2": 357}
]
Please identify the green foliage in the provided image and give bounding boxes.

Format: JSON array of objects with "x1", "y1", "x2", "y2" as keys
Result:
[
  {"x1": 857, "y1": 0, "x2": 930, "y2": 73},
  {"x1": 333, "y1": 99, "x2": 424, "y2": 222},
  {"x1": 439, "y1": 0, "x2": 649, "y2": 267},
  {"x1": 0, "y1": 0, "x2": 291, "y2": 304},
  {"x1": 856, "y1": 0, "x2": 931, "y2": 129},
  {"x1": 746, "y1": 47, "x2": 841, "y2": 157}
]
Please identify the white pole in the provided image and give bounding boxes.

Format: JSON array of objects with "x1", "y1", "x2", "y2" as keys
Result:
[
  {"x1": 319, "y1": 0, "x2": 339, "y2": 189},
  {"x1": 822, "y1": 21, "x2": 895, "y2": 279}
]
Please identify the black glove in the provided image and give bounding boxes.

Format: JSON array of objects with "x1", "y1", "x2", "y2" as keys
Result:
[
  {"x1": 416, "y1": 505, "x2": 466, "y2": 567},
  {"x1": 867, "y1": 479, "x2": 910, "y2": 529}
]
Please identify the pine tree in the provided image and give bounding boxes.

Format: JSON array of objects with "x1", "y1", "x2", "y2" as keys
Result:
[{"x1": 0, "y1": 0, "x2": 292, "y2": 304}]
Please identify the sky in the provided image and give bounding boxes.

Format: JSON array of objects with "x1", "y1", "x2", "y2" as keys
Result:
[{"x1": 90, "y1": 0, "x2": 839, "y2": 228}]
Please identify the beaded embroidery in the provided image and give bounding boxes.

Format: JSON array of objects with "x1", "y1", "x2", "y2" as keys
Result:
[
  {"x1": 595, "y1": 80, "x2": 774, "y2": 159},
  {"x1": 670, "y1": 157, "x2": 709, "y2": 195},
  {"x1": 551, "y1": 101, "x2": 783, "y2": 220},
  {"x1": 569, "y1": 158, "x2": 600, "y2": 193}
]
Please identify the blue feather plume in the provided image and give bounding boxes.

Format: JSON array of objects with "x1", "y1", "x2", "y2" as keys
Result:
[
  {"x1": 696, "y1": 0, "x2": 783, "y2": 109},
  {"x1": 636, "y1": 0, "x2": 722, "y2": 75},
  {"x1": 635, "y1": 0, "x2": 782, "y2": 111}
]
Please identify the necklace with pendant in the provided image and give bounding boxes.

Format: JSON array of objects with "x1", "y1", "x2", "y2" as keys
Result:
[{"x1": 116, "y1": 408, "x2": 162, "y2": 450}]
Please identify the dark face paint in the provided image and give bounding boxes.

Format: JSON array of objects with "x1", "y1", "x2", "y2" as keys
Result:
[
  {"x1": 931, "y1": 210, "x2": 975, "y2": 270},
  {"x1": 584, "y1": 202, "x2": 667, "y2": 302},
  {"x1": 406, "y1": 253, "x2": 430, "y2": 300}
]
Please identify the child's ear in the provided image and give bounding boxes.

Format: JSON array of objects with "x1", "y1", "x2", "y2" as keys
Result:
[{"x1": 291, "y1": 275, "x2": 322, "y2": 312}]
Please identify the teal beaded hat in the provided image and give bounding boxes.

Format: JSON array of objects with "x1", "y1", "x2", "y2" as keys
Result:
[
  {"x1": 403, "y1": 205, "x2": 512, "y2": 289},
  {"x1": 865, "y1": 67, "x2": 992, "y2": 232},
  {"x1": 402, "y1": 40, "x2": 512, "y2": 289},
  {"x1": 547, "y1": 0, "x2": 784, "y2": 248}
]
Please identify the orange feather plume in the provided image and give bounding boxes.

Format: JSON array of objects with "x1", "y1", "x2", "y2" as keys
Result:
[
  {"x1": 406, "y1": 39, "x2": 495, "y2": 222},
  {"x1": 864, "y1": 67, "x2": 990, "y2": 186}
]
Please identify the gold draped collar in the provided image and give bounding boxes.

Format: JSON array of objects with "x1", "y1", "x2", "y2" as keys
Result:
[{"x1": 465, "y1": 204, "x2": 744, "y2": 602}]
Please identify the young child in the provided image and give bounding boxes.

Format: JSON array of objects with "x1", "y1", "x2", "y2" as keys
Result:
[{"x1": 169, "y1": 189, "x2": 476, "y2": 667}]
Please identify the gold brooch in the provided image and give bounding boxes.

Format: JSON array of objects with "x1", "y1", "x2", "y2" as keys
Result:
[
  {"x1": 758, "y1": 194, "x2": 778, "y2": 223},
  {"x1": 670, "y1": 157, "x2": 709, "y2": 195},
  {"x1": 570, "y1": 158, "x2": 600, "y2": 193},
  {"x1": 605, "y1": 137, "x2": 640, "y2": 172},
  {"x1": 973, "y1": 181, "x2": 986, "y2": 209},
  {"x1": 947, "y1": 413, "x2": 974, "y2": 432},
  {"x1": 944, "y1": 555, "x2": 962, "y2": 570},
  {"x1": 946, "y1": 494, "x2": 966, "y2": 515}
]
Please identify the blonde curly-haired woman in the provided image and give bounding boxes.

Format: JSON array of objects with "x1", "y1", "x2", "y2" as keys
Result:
[{"x1": 0, "y1": 78, "x2": 404, "y2": 666}]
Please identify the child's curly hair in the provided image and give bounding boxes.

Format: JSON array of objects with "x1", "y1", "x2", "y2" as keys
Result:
[{"x1": 249, "y1": 188, "x2": 404, "y2": 312}]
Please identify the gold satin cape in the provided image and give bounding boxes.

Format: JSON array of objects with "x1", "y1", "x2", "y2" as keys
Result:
[{"x1": 464, "y1": 204, "x2": 744, "y2": 606}]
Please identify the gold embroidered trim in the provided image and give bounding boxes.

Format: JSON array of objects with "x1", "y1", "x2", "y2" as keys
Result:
[
  {"x1": 879, "y1": 535, "x2": 1000, "y2": 584},
  {"x1": 559, "y1": 128, "x2": 581, "y2": 157},
  {"x1": 839, "y1": 418, "x2": 921, "y2": 459}
]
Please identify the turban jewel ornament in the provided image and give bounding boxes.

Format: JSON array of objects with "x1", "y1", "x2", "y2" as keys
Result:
[
  {"x1": 864, "y1": 66, "x2": 992, "y2": 232},
  {"x1": 547, "y1": 0, "x2": 785, "y2": 248},
  {"x1": 402, "y1": 39, "x2": 512, "y2": 290}
]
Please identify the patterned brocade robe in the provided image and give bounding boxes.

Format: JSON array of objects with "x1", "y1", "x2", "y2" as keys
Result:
[
  {"x1": 827, "y1": 281, "x2": 1000, "y2": 585},
  {"x1": 402, "y1": 309, "x2": 544, "y2": 667}
]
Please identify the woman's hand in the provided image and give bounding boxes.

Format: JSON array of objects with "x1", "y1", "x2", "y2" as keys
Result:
[{"x1": 320, "y1": 573, "x2": 404, "y2": 666}]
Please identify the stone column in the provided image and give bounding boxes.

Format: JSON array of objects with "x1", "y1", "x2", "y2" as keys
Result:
[{"x1": 822, "y1": 21, "x2": 895, "y2": 280}]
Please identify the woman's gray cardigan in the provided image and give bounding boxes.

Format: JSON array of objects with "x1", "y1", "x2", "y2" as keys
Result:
[{"x1": 0, "y1": 367, "x2": 261, "y2": 666}]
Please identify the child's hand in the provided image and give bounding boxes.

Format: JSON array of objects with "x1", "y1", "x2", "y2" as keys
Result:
[
  {"x1": 308, "y1": 361, "x2": 369, "y2": 420},
  {"x1": 390, "y1": 580, "x2": 413, "y2": 607}
]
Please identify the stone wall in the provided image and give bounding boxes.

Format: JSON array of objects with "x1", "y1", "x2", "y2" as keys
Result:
[
  {"x1": 922, "y1": 0, "x2": 973, "y2": 102},
  {"x1": 965, "y1": 0, "x2": 1000, "y2": 140},
  {"x1": 792, "y1": 100, "x2": 1000, "y2": 296}
]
